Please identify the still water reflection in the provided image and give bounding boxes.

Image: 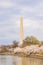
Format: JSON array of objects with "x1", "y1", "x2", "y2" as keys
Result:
[{"x1": 0, "y1": 55, "x2": 43, "y2": 65}]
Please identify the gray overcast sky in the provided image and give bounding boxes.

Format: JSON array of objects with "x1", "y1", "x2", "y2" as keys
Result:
[{"x1": 0, "y1": 0, "x2": 43, "y2": 45}]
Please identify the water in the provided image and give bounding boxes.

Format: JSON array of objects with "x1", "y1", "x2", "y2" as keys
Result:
[{"x1": 0, "y1": 55, "x2": 43, "y2": 65}]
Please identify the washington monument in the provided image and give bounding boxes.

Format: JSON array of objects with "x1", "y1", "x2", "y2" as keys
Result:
[{"x1": 19, "y1": 17, "x2": 24, "y2": 46}]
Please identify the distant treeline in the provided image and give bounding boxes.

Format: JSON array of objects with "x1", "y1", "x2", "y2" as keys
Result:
[{"x1": 0, "y1": 36, "x2": 43, "y2": 48}]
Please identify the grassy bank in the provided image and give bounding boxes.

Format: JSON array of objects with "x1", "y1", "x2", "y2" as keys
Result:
[{"x1": 0, "y1": 52, "x2": 43, "y2": 59}]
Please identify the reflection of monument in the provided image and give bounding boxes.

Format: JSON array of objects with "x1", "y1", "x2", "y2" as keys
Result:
[{"x1": 19, "y1": 17, "x2": 24, "y2": 46}]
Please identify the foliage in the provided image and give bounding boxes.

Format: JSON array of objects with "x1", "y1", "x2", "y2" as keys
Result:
[
  {"x1": 22, "y1": 36, "x2": 40, "y2": 47},
  {"x1": 0, "y1": 46, "x2": 8, "y2": 53},
  {"x1": 12, "y1": 40, "x2": 18, "y2": 48}
]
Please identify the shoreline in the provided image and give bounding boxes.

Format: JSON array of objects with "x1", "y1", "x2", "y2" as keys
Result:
[
  {"x1": 0, "y1": 45, "x2": 43, "y2": 59},
  {"x1": 0, "y1": 52, "x2": 43, "y2": 59}
]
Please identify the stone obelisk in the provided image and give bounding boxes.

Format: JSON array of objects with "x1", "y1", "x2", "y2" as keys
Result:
[{"x1": 19, "y1": 17, "x2": 24, "y2": 46}]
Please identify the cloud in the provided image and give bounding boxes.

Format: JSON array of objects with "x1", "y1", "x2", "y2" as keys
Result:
[
  {"x1": 23, "y1": 19, "x2": 39, "y2": 29},
  {"x1": 0, "y1": 0, "x2": 13, "y2": 8}
]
